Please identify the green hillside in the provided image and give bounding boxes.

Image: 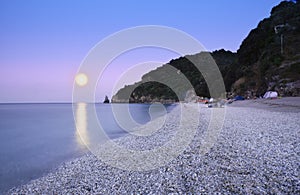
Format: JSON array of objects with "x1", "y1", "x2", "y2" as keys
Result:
[
  {"x1": 234, "y1": 0, "x2": 300, "y2": 97},
  {"x1": 112, "y1": 0, "x2": 300, "y2": 103}
]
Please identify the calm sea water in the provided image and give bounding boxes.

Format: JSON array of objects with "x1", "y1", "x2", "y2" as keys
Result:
[{"x1": 0, "y1": 103, "x2": 175, "y2": 193}]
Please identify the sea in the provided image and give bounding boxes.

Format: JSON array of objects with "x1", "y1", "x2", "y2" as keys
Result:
[{"x1": 0, "y1": 103, "x2": 175, "y2": 193}]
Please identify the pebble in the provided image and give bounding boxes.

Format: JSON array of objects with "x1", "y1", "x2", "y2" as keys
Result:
[{"x1": 8, "y1": 104, "x2": 300, "y2": 194}]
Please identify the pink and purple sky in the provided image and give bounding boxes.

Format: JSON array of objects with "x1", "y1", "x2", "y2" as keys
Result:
[{"x1": 0, "y1": 0, "x2": 282, "y2": 103}]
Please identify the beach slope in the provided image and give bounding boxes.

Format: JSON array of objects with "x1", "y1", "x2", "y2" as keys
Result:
[{"x1": 9, "y1": 98, "x2": 300, "y2": 194}]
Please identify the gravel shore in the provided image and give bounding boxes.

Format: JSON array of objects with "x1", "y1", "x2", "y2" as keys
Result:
[
  {"x1": 9, "y1": 99, "x2": 300, "y2": 194},
  {"x1": 228, "y1": 97, "x2": 300, "y2": 113}
]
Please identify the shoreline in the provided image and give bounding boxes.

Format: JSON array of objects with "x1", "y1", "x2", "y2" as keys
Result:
[
  {"x1": 227, "y1": 97, "x2": 300, "y2": 113},
  {"x1": 8, "y1": 102, "x2": 300, "y2": 194}
]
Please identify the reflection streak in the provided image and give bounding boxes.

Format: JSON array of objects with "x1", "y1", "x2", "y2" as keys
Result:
[{"x1": 75, "y1": 103, "x2": 90, "y2": 148}]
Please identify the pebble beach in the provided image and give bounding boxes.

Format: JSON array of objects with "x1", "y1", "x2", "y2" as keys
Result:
[{"x1": 9, "y1": 98, "x2": 300, "y2": 194}]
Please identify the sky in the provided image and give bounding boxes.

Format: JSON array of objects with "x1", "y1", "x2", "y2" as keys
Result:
[{"x1": 0, "y1": 0, "x2": 282, "y2": 103}]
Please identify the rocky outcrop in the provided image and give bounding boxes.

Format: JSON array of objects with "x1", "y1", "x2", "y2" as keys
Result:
[
  {"x1": 113, "y1": 1, "x2": 300, "y2": 102},
  {"x1": 103, "y1": 96, "x2": 110, "y2": 104},
  {"x1": 233, "y1": 0, "x2": 300, "y2": 97}
]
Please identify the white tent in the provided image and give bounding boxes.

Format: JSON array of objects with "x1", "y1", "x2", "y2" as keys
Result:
[{"x1": 263, "y1": 91, "x2": 278, "y2": 99}]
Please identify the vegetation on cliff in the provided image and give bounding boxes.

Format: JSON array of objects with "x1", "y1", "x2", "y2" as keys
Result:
[
  {"x1": 235, "y1": 0, "x2": 300, "y2": 97},
  {"x1": 113, "y1": 0, "x2": 300, "y2": 103}
]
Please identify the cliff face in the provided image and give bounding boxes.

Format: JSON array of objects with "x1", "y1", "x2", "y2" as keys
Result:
[
  {"x1": 112, "y1": 50, "x2": 237, "y2": 103},
  {"x1": 113, "y1": 1, "x2": 300, "y2": 103},
  {"x1": 234, "y1": 0, "x2": 300, "y2": 97}
]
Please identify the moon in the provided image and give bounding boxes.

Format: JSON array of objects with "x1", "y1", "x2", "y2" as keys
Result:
[{"x1": 75, "y1": 73, "x2": 88, "y2": 86}]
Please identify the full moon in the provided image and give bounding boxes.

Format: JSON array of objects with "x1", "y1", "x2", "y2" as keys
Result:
[{"x1": 75, "y1": 73, "x2": 88, "y2": 86}]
